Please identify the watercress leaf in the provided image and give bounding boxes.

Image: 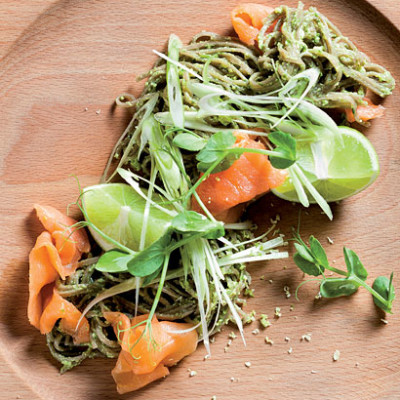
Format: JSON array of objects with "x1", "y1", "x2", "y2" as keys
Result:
[
  {"x1": 95, "y1": 249, "x2": 134, "y2": 273},
  {"x1": 196, "y1": 131, "x2": 240, "y2": 173},
  {"x1": 343, "y1": 247, "x2": 368, "y2": 281},
  {"x1": 268, "y1": 131, "x2": 297, "y2": 169},
  {"x1": 127, "y1": 230, "x2": 172, "y2": 277},
  {"x1": 294, "y1": 242, "x2": 314, "y2": 263},
  {"x1": 372, "y1": 274, "x2": 395, "y2": 313},
  {"x1": 173, "y1": 133, "x2": 207, "y2": 151},
  {"x1": 171, "y1": 210, "x2": 225, "y2": 239},
  {"x1": 320, "y1": 278, "x2": 359, "y2": 298},
  {"x1": 309, "y1": 236, "x2": 328, "y2": 270},
  {"x1": 293, "y1": 252, "x2": 323, "y2": 276}
]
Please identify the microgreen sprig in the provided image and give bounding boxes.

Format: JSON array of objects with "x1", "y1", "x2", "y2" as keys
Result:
[
  {"x1": 293, "y1": 232, "x2": 395, "y2": 314},
  {"x1": 94, "y1": 210, "x2": 225, "y2": 277},
  {"x1": 194, "y1": 130, "x2": 297, "y2": 173}
]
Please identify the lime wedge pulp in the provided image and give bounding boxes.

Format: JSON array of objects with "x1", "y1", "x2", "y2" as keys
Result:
[
  {"x1": 272, "y1": 126, "x2": 380, "y2": 203},
  {"x1": 82, "y1": 183, "x2": 174, "y2": 251}
]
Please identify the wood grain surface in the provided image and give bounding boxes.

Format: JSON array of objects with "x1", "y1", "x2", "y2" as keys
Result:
[{"x1": 0, "y1": 1, "x2": 399, "y2": 399}]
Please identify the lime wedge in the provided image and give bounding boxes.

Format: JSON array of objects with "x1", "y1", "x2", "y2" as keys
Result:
[
  {"x1": 272, "y1": 126, "x2": 380, "y2": 203},
  {"x1": 82, "y1": 183, "x2": 174, "y2": 251}
]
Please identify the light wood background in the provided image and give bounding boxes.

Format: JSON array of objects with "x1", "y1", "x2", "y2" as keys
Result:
[{"x1": 0, "y1": 1, "x2": 399, "y2": 399}]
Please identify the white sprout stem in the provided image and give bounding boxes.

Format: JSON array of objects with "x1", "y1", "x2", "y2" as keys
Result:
[
  {"x1": 187, "y1": 242, "x2": 211, "y2": 355},
  {"x1": 272, "y1": 68, "x2": 320, "y2": 128},
  {"x1": 217, "y1": 237, "x2": 284, "y2": 261},
  {"x1": 288, "y1": 166, "x2": 310, "y2": 207},
  {"x1": 134, "y1": 276, "x2": 141, "y2": 318},
  {"x1": 153, "y1": 49, "x2": 203, "y2": 80},
  {"x1": 139, "y1": 156, "x2": 157, "y2": 251},
  {"x1": 293, "y1": 164, "x2": 333, "y2": 220},
  {"x1": 216, "y1": 236, "x2": 239, "y2": 253},
  {"x1": 118, "y1": 168, "x2": 178, "y2": 217},
  {"x1": 218, "y1": 251, "x2": 289, "y2": 266},
  {"x1": 214, "y1": 225, "x2": 277, "y2": 255},
  {"x1": 118, "y1": 168, "x2": 173, "y2": 203},
  {"x1": 204, "y1": 240, "x2": 224, "y2": 281},
  {"x1": 223, "y1": 221, "x2": 254, "y2": 230}
]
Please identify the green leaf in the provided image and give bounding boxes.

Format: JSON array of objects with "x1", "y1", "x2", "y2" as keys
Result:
[
  {"x1": 320, "y1": 278, "x2": 360, "y2": 298},
  {"x1": 294, "y1": 242, "x2": 314, "y2": 263},
  {"x1": 196, "y1": 131, "x2": 239, "y2": 173},
  {"x1": 142, "y1": 267, "x2": 162, "y2": 286},
  {"x1": 127, "y1": 230, "x2": 172, "y2": 277},
  {"x1": 293, "y1": 252, "x2": 322, "y2": 276},
  {"x1": 268, "y1": 131, "x2": 297, "y2": 169},
  {"x1": 309, "y1": 236, "x2": 329, "y2": 270},
  {"x1": 343, "y1": 247, "x2": 368, "y2": 281},
  {"x1": 372, "y1": 274, "x2": 395, "y2": 313},
  {"x1": 173, "y1": 133, "x2": 207, "y2": 151},
  {"x1": 171, "y1": 210, "x2": 225, "y2": 239},
  {"x1": 95, "y1": 249, "x2": 134, "y2": 273}
]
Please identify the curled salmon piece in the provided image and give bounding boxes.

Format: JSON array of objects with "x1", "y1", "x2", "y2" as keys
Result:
[
  {"x1": 104, "y1": 312, "x2": 198, "y2": 394},
  {"x1": 40, "y1": 287, "x2": 90, "y2": 344},
  {"x1": 28, "y1": 205, "x2": 90, "y2": 340},
  {"x1": 231, "y1": 3, "x2": 274, "y2": 46},
  {"x1": 28, "y1": 232, "x2": 60, "y2": 329},
  {"x1": 34, "y1": 204, "x2": 90, "y2": 269},
  {"x1": 344, "y1": 98, "x2": 385, "y2": 123},
  {"x1": 192, "y1": 132, "x2": 288, "y2": 221}
]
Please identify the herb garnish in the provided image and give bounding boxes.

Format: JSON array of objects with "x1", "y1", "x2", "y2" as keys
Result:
[{"x1": 293, "y1": 232, "x2": 395, "y2": 313}]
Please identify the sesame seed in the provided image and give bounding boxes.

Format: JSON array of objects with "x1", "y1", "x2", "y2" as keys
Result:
[{"x1": 244, "y1": 361, "x2": 252, "y2": 368}]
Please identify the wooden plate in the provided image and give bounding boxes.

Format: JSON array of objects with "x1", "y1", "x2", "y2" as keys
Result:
[{"x1": 1, "y1": 1, "x2": 399, "y2": 399}]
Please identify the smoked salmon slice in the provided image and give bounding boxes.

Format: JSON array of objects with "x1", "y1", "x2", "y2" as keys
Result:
[
  {"x1": 344, "y1": 98, "x2": 385, "y2": 123},
  {"x1": 39, "y1": 287, "x2": 90, "y2": 344},
  {"x1": 192, "y1": 132, "x2": 288, "y2": 221},
  {"x1": 28, "y1": 205, "x2": 90, "y2": 341},
  {"x1": 104, "y1": 312, "x2": 198, "y2": 394},
  {"x1": 34, "y1": 204, "x2": 90, "y2": 269},
  {"x1": 112, "y1": 353, "x2": 169, "y2": 394},
  {"x1": 231, "y1": 3, "x2": 274, "y2": 46},
  {"x1": 28, "y1": 231, "x2": 60, "y2": 329}
]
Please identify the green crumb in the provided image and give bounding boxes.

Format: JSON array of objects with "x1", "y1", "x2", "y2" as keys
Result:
[
  {"x1": 244, "y1": 288, "x2": 255, "y2": 298},
  {"x1": 259, "y1": 314, "x2": 271, "y2": 328},
  {"x1": 265, "y1": 336, "x2": 274, "y2": 345},
  {"x1": 229, "y1": 332, "x2": 237, "y2": 340},
  {"x1": 243, "y1": 310, "x2": 256, "y2": 324}
]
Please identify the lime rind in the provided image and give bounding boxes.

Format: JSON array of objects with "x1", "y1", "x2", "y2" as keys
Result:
[
  {"x1": 272, "y1": 127, "x2": 380, "y2": 203},
  {"x1": 82, "y1": 183, "x2": 173, "y2": 251}
]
